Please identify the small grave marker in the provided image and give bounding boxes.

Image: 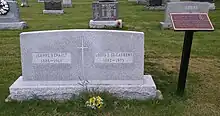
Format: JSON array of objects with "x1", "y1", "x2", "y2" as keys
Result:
[{"x1": 170, "y1": 13, "x2": 214, "y2": 95}]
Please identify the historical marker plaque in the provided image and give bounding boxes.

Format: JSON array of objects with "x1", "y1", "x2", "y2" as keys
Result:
[
  {"x1": 170, "y1": 13, "x2": 214, "y2": 31},
  {"x1": 170, "y1": 13, "x2": 215, "y2": 95}
]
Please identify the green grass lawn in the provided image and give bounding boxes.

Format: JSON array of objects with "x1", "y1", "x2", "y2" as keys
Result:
[{"x1": 0, "y1": 0, "x2": 220, "y2": 115}]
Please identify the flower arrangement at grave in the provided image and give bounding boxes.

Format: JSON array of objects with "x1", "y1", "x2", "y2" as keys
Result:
[
  {"x1": 85, "y1": 96, "x2": 104, "y2": 109},
  {"x1": 116, "y1": 20, "x2": 121, "y2": 28},
  {"x1": 0, "y1": 0, "x2": 10, "y2": 15}
]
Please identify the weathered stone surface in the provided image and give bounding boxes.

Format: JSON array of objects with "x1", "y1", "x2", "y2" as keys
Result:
[{"x1": 9, "y1": 75, "x2": 157, "y2": 100}]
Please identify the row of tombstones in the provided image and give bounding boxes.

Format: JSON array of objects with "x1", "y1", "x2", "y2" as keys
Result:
[
  {"x1": 42, "y1": 0, "x2": 121, "y2": 28},
  {"x1": 0, "y1": 0, "x2": 215, "y2": 30},
  {"x1": 130, "y1": 0, "x2": 215, "y2": 10},
  {"x1": 0, "y1": 0, "x2": 122, "y2": 29}
]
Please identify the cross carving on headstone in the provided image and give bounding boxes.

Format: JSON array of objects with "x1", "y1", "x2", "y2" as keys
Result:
[{"x1": 77, "y1": 37, "x2": 88, "y2": 78}]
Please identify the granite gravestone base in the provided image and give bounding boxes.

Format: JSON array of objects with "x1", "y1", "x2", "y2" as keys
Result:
[
  {"x1": 160, "y1": 1, "x2": 210, "y2": 29},
  {"x1": 9, "y1": 75, "x2": 156, "y2": 100},
  {"x1": 0, "y1": 1, "x2": 27, "y2": 30},
  {"x1": 43, "y1": 0, "x2": 64, "y2": 14},
  {"x1": 8, "y1": 29, "x2": 157, "y2": 101},
  {"x1": 89, "y1": 1, "x2": 122, "y2": 29},
  {"x1": 89, "y1": 19, "x2": 122, "y2": 28}
]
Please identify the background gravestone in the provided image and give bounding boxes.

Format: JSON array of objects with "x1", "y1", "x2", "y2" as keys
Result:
[
  {"x1": 149, "y1": 0, "x2": 163, "y2": 6},
  {"x1": 0, "y1": 1, "x2": 27, "y2": 30},
  {"x1": 62, "y1": 0, "x2": 72, "y2": 8},
  {"x1": 92, "y1": 0, "x2": 118, "y2": 21},
  {"x1": 191, "y1": 0, "x2": 215, "y2": 10},
  {"x1": 38, "y1": 0, "x2": 44, "y2": 2},
  {"x1": 8, "y1": 29, "x2": 157, "y2": 100},
  {"x1": 160, "y1": 1, "x2": 210, "y2": 29},
  {"x1": 43, "y1": 0, "x2": 64, "y2": 14},
  {"x1": 144, "y1": 0, "x2": 180, "y2": 10},
  {"x1": 39, "y1": 0, "x2": 73, "y2": 6},
  {"x1": 21, "y1": 0, "x2": 29, "y2": 7},
  {"x1": 89, "y1": 0, "x2": 122, "y2": 28}
]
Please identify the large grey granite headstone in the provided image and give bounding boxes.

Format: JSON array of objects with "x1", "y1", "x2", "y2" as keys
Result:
[
  {"x1": 8, "y1": 29, "x2": 157, "y2": 100},
  {"x1": 89, "y1": 0, "x2": 122, "y2": 28},
  {"x1": 160, "y1": 1, "x2": 210, "y2": 29},
  {"x1": 0, "y1": 1, "x2": 27, "y2": 30},
  {"x1": 43, "y1": 0, "x2": 64, "y2": 14}
]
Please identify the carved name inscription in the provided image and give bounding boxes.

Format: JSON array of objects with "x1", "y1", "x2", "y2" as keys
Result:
[
  {"x1": 32, "y1": 53, "x2": 71, "y2": 64},
  {"x1": 94, "y1": 52, "x2": 133, "y2": 63},
  {"x1": 184, "y1": 5, "x2": 198, "y2": 10}
]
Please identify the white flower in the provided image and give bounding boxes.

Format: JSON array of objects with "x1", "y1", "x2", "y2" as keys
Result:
[{"x1": 0, "y1": 0, "x2": 10, "y2": 15}]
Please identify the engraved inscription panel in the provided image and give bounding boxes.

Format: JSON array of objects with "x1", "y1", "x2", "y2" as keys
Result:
[
  {"x1": 184, "y1": 5, "x2": 198, "y2": 11},
  {"x1": 92, "y1": 1, "x2": 118, "y2": 21},
  {"x1": 100, "y1": 3, "x2": 117, "y2": 19},
  {"x1": 32, "y1": 53, "x2": 71, "y2": 64},
  {"x1": 31, "y1": 52, "x2": 73, "y2": 80},
  {"x1": 94, "y1": 52, "x2": 133, "y2": 63}
]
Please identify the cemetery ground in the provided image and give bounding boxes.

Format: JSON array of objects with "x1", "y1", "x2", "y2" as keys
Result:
[{"x1": 0, "y1": 0, "x2": 220, "y2": 115}]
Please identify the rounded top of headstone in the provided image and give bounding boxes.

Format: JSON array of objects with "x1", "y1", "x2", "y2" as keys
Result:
[{"x1": 20, "y1": 29, "x2": 144, "y2": 36}]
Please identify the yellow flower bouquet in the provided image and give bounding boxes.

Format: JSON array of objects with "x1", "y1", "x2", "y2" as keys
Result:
[{"x1": 85, "y1": 96, "x2": 104, "y2": 109}]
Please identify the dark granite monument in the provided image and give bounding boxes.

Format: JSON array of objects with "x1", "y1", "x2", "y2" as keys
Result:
[
  {"x1": 89, "y1": 0, "x2": 122, "y2": 28},
  {"x1": 44, "y1": 0, "x2": 62, "y2": 10},
  {"x1": 43, "y1": 0, "x2": 64, "y2": 14},
  {"x1": 149, "y1": 0, "x2": 162, "y2": 6},
  {"x1": 92, "y1": 0, "x2": 118, "y2": 21}
]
